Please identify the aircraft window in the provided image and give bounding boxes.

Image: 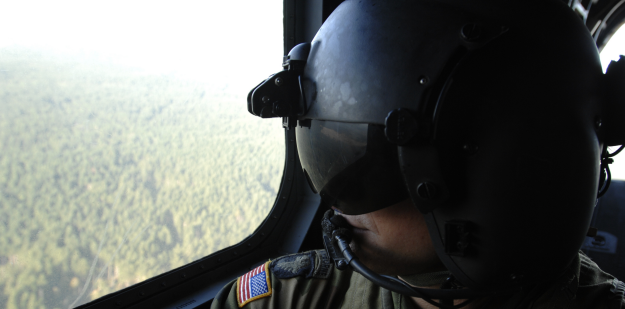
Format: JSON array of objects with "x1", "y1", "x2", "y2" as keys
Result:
[
  {"x1": 0, "y1": 1, "x2": 283, "y2": 308},
  {"x1": 600, "y1": 24, "x2": 625, "y2": 180}
]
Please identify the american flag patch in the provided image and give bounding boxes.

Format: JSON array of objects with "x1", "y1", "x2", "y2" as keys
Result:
[{"x1": 236, "y1": 261, "x2": 272, "y2": 307}]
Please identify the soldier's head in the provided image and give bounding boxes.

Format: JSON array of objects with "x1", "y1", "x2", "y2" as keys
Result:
[{"x1": 249, "y1": 0, "x2": 625, "y2": 291}]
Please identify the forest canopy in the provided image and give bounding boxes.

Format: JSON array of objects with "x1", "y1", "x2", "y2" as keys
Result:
[{"x1": 0, "y1": 48, "x2": 284, "y2": 309}]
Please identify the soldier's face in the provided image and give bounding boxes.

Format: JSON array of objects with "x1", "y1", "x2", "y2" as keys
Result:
[{"x1": 338, "y1": 198, "x2": 446, "y2": 276}]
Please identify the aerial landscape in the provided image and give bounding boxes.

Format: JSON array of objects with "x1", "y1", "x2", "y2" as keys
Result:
[{"x1": 0, "y1": 48, "x2": 284, "y2": 309}]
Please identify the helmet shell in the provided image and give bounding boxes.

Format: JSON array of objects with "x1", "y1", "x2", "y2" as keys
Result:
[{"x1": 300, "y1": 0, "x2": 604, "y2": 289}]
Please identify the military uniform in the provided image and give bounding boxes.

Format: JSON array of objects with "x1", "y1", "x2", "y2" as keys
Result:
[{"x1": 210, "y1": 250, "x2": 625, "y2": 309}]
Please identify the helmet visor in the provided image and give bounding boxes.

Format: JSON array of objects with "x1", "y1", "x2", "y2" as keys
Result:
[{"x1": 295, "y1": 120, "x2": 408, "y2": 215}]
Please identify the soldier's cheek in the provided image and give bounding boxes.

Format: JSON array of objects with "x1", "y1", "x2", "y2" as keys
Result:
[{"x1": 348, "y1": 228, "x2": 372, "y2": 251}]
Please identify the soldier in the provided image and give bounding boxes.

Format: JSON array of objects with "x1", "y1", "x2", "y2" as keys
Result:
[{"x1": 213, "y1": 0, "x2": 625, "y2": 308}]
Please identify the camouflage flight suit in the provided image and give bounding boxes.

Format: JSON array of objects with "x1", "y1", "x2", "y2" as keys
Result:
[{"x1": 210, "y1": 249, "x2": 625, "y2": 309}]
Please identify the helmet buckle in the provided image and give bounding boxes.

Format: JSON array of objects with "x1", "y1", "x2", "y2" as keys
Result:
[
  {"x1": 385, "y1": 108, "x2": 431, "y2": 145},
  {"x1": 444, "y1": 221, "x2": 473, "y2": 257}
]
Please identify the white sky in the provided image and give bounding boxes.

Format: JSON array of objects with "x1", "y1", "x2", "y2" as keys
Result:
[
  {"x1": 0, "y1": 0, "x2": 283, "y2": 89},
  {"x1": 600, "y1": 26, "x2": 625, "y2": 72}
]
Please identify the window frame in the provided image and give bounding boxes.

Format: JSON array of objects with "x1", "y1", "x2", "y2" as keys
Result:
[{"x1": 586, "y1": 0, "x2": 625, "y2": 50}]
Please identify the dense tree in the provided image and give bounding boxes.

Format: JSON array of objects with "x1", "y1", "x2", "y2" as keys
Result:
[{"x1": 0, "y1": 48, "x2": 284, "y2": 309}]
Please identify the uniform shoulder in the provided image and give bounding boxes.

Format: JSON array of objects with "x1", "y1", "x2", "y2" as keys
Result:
[
  {"x1": 210, "y1": 249, "x2": 350, "y2": 309},
  {"x1": 575, "y1": 252, "x2": 625, "y2": 308},
  {"x1": 269, "y1": 249, "x2": 333, "y2": 279}
]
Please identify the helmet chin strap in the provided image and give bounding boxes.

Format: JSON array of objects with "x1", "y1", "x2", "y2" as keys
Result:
[
  {"x1": 400, "y1": 270, "x2": 451, "y2": 288},
  {"x1": 321, "y1": 210, "x2": 519, "y2": 309}
]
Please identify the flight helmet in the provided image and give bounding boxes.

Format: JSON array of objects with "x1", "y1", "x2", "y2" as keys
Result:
[{"x1": 248, "y1": 0, "x2": 625, "y2": 295}]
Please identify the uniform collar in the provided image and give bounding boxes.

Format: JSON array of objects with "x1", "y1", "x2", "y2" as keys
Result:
[{"x1": 498, "y1": 252, "x2": 581, "y2": 309}]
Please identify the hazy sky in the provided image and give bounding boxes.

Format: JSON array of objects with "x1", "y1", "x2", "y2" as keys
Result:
[{"x1": 0, "y1": 0, "x2": 283, "y2": 88}]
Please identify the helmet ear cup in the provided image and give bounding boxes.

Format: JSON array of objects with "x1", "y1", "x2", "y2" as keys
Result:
[
  {"x1": 424, "y1": 26, "x2": 602, "y2": 289},
  {"x1": 603, "y1": 56, "x2": 625, "y2": 146}
]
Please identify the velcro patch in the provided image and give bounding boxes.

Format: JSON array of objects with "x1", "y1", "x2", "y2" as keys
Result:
[
  {"x1": 312, "y1": 250, "x2": 333, "y2": 279},
  {"x1": 237, "y1": 262, "x2": 272, "y2": 308},
  {"x1": 270, "y1": 251, "x2": 315, "y2": 279}
]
